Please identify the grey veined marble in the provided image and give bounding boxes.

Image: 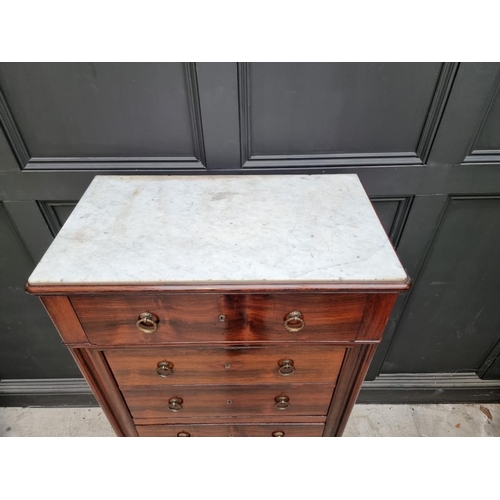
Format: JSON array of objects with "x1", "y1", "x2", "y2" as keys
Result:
[{"x1": 28, "y1": 174, "x2": 407, "y2": 285}]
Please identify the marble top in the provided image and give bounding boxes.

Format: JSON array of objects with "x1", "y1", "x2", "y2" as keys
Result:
[{"x1": 28, "y1": 174, "x2": 408, "y2": 286}]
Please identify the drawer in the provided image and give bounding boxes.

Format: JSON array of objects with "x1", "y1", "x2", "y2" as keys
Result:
[
  {"x1": 71, "y1": 293, "x2": 367, "y2": 345},
  {"x1": 136, "y1": 423, "x2": 325, "y2": 437},
  {"x1": 122, "y1": 384, "x2": 334, "y2": 419},
  {"x1": 105, "y1": 345, "x2": 346, "y2": 387}
]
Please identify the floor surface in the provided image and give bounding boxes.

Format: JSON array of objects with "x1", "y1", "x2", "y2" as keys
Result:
[{"x1": 1, "y1": 403, "x2": 498, "y2": 437}]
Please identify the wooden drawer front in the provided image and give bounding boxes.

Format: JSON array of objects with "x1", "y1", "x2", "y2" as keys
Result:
[
  {"x1": 136, "y1": 423, "x2": 324, "y2": 437},
  {"x1": 71, "y1": 293, "x2": 366, "y2": 345},
  {"x1": 123, "y1": 384, "x2": 334, "y2": 419},
  {"x1": 105, "y1": 345, "x2": 346, "y2": 388}
]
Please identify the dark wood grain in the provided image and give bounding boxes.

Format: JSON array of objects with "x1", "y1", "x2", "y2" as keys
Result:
[
  {"x1": 70, "y1": 348, "x2": 137, "y2": 437},
  {"x1": 133, "y1": 415, "x2": 326, "y2": 425},
  {"x1": 323, "y1": 344, "x2": 379, "y2": 437},
  {"x1": 60, "y1": 340, "x2": 363, "y2": 349},
  {"x1": 122, "y1": 383, "x2": 334, "y2": 419},
  {"x1": 105, "y1": 345, "x2": 346, "y2": 387},
  {"x1": 40, "y1": 296, "x2": 90, "y2": 345},
  {"x1": 26, "y1": 280, "x2": 411, "y2": 295},
  {"x1": 4, "y1": 60, "x2": 497, "y2": 418},
  {"x1": 136, "y1": 423, "x2": 324, "y2": 437},
  {"x1": 356, "y1": 293, "x2": 398, "y2": 342},
  {"x1": 71, "y1": 293, "x2": 367, "y2": 345}
]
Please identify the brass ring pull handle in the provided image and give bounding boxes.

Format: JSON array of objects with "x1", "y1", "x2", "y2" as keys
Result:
[
  {"x1": 168, "y1": 397, "x2": 183, "y2": 412},
  {"x1": 272, "y1": 431, "x2": 285, "y2": 437},
  {"x1": 177, "y1": 431, "x2": 190, "y2": 437},
  {"x1": 136, "y1": 312, "x2": 159, "y2": 334},
  {"x1": 156, "y1": 360, "x2": 173, "y2": 378},
  {"x1": 284, "y1": 311, "x2": 305, "y2": 332},
  {"x1": 278, "y1": 359, "x2": 295, "y2": 376},
  {"x1": 274, "y1": 396, "x2": 290, "y2": 410}
]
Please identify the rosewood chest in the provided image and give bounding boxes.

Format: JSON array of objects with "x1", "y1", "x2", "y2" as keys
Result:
[{"x1": 27, "y1": 174, "x2": 409, "y2": 437}]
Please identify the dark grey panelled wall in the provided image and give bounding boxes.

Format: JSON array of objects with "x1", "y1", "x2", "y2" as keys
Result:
[{"x1": 1, "y1": 62, "x2": 500, "y2": 404}]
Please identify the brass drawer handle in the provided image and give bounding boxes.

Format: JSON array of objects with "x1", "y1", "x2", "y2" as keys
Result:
[
  {"x1": 168, "y1": 397, "x2": 183, "y2": 412},
  {"x1": 156, "y1": 360, "x2": 173, "y2": 378},
  {"x1": 284, "y1": 311, "x2": 305, "y2": 332},
  {"x1": 274, "y1": 395, "x2": 290, "y2": 410},
  {"x1": 278, "y1": 359, "x2": 295, "y2": 376},
  {"x1": 177, "y1": 431, "x2": 190, "y2": 437},
  {"x1": 272, "y1": 431, "x2": 285, "y2": 437},
  {"x1": 136, "y1": 312, "x2": 159, "y2": 334}
]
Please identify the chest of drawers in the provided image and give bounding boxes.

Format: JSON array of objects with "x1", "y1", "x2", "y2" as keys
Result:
[{"x1": 27, "y1": 174, "x2": 409, "y2": 437}]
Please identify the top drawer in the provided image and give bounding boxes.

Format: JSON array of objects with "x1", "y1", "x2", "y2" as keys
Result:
[{"x1": 71, "y1": 293, "x2": 367, "y2": 346}]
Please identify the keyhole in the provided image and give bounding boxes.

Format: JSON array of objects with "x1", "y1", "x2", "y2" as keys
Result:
[
  {"x1": 225, "y1": 363, "x2": 231, "y2": 369},
  {"x1": 227, "y1": 400, "x2": 232, "y2": 405},
  {"x1": 219, "y1": 315, "x2": 226, "y2": 322}
]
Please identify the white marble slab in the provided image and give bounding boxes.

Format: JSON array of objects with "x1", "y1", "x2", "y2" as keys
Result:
[{"x1": 28, "y1": 174, "x2": 408, "y2": 285}]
